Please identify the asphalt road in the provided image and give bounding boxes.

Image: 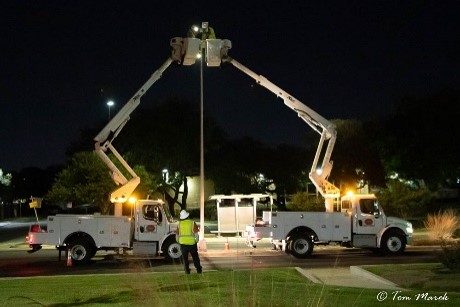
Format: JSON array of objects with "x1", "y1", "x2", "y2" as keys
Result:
[{"x1": 0, "y1": 220, "x2": 439, "y2": 278}]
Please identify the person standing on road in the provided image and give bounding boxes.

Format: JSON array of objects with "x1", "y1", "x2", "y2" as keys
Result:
[{"x1": 176, "y1": 210, "x2": 202, "y2": 274}]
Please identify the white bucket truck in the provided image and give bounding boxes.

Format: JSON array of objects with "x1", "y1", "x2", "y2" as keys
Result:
[
  {"x1": 28, "y1": 199, "x2": 181, "y2": 264},
  {"x1": 245, "y1": 193, "x2": 413, "y2": 257},
  {"x1": 27, "y1": 35, "x2": 205, "y2": 264},
  {"x1": 203, "y1": 33, "x2": 413, "y2": 257}
]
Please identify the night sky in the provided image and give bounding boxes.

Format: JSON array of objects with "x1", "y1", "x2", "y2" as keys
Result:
[{"x1": 1, "y1": 1, "x2": 459, "y2": 172}]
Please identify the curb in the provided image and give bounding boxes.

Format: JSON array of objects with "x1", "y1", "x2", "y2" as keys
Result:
[
  {"x1": 294, "y1": 267, "x2": 322, "y2": 284},
  {"x1": 350, "y1": 266, "x2": 403, "y2": 289}
]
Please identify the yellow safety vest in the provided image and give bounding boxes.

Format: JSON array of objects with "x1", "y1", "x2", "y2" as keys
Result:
[
  {"x1": 202, "y1": 27, "x2": 216, "y2": 40},
  {"x1": 178, "y1": 219, "x2": 196, "y2": 245}
]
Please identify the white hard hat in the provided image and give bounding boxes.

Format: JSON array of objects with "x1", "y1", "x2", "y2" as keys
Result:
[{"x1": 180, "y1": 210, "x2": 190, "y2": 220}]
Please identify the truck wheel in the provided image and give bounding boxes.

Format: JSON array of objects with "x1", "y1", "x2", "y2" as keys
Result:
[
  {"x1": 289, "y1": 234, "x2": 313, "y2": 258},
  {"x1": 162, "y1": 239, "x2": 182, "y2": 263},
  {"x1": 380, "y1": 231, "x2": 406, "y2": 255},
  {"x1": 69, "y1": 239, "x2": 94, "y2": 265}
]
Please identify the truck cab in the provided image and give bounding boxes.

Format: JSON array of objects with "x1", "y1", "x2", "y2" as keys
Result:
[
  {"x1": 341, "y1": 193, "x2": 413, "y2": 254},
  {"x1": 131, "y1": 199, "x2": 180, "y2": 261}
]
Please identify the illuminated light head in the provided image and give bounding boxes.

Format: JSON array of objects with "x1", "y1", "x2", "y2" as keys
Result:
[
  {"x1": 346, "y1": 191, "x2": 354, "y2": 196},
  {"x1": 128, "y1": 197, "x2": 136, "y2": 204}
]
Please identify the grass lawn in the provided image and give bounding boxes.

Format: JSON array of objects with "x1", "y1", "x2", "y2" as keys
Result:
[
  {"x1": 363, "y1": 263, "x2": 460, "y2": 292},
  {"x1": 1, "y1": 267, "x2": 459, "y2": 306}
]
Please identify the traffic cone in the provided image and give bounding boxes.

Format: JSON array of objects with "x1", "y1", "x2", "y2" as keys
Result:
[
  {"x1": 66, "y1": 249, "x2": 72, "y2": 267},
  {"x1": 224, "y1": 239, "x2": 230, "y2": 250}
]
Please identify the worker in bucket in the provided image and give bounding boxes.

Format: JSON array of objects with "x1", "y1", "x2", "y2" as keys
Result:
[
  {"x1": 187, "y1": 24, "x2": 216, "y2": 40},
  {"x1": 176, "y1": 210, "x2": 202, "y2": 274}
]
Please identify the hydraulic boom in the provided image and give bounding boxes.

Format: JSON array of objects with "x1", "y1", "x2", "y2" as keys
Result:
[
  {"x1": 221, "y1": 56, "x2": 340, "y2": 211},
  {"x1": 93, "y1": 37, "x2": 201, "y2": 214},
  {"x1": 94, "y1": 29, "x2": 340, "y2": 214}
]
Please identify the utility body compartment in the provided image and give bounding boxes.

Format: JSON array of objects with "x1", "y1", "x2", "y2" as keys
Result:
[
  {"x1": 30, "y1": 214, "x2": 131, "y2": 248},
  {"x1": 270, "y1": 211, "x2": 351, "y2": 242}
]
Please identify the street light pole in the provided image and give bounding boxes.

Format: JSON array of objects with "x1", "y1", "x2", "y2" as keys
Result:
[
  {"x1": 198, "y1": 22, "x2": 207, "y2": 251},
  {"x1": 107, "y1": 100, "x2": 114, "y2": 120}
]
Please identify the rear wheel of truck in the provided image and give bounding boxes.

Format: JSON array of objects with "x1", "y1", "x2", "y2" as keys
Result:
[
  {"x1": 162, "y1": 238, "x2": 182, "y2": 263},
  {"x1": 69, "y1": 239, "x2": 94, "y2": 265},
  {"x1": 289, "y1": 234, "x2": 313, "y2": 258},
  {"x1": 380, "y1": 231, "x2": 405, "y2": 255}
]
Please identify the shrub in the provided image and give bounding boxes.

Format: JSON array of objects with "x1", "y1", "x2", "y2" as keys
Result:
[
  {"x1": 424, "y1": 209, "x2": 460, "y2": 271},
  {"x1": 287, "y1": 192, "x2": 325, "y2": 212},
  {"x1": 439, "y1": 239, "x2": 460, "y2": 271},
  {"x1": 424, "y1": 209, "x2": 459, "y2": 240}
]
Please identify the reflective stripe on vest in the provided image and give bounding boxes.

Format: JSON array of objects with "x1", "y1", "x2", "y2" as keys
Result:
[{"x1": 178, "y1": 219, "x2": 196, "y2": 245}]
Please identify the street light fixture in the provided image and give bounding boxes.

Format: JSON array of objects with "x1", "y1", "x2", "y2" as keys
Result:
[
  {"x1": 107, "y1": 100, "x2": 114, "y2": 120},
  {"x1": 162, "y1": 169, "x2": 169, "y2": 182}
]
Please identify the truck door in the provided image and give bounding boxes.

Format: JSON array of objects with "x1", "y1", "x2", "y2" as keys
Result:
[
  {"x1": 353, "y1": 198, "x2": 384, "y2": 235},
  {"x1": 135, "y1": 203, "x2": 165, "y2": 242}
]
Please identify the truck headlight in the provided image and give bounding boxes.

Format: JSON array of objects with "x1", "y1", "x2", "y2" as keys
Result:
[{"x1": 406, "y1": 223, "x2": 413, "y2": 234}]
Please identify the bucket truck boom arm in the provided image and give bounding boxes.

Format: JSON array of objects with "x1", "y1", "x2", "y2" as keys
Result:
[
  {"x1": 221, "y1": 56, "x2": 340, "y2": 211},
  {"x1": 94, "y1": 58, "x2": 173, "y2": 203},
  {"x1": 94, "y1": 37, "x2": 201, "y2": 203}
]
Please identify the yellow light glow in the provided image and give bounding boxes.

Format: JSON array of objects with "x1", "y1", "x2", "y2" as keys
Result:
[
  {"x1": 128, "y1": 197, "x2": 137, "y2": 204},
  {"x1": 346, "y1": 191, "x2": 354, "y2": 196}
]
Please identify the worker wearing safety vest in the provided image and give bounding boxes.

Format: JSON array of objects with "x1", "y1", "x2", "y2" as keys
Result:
[
  {"x1": 176, "y1": 210, "x2": 202, "y2": 274},
  {"x1": 202, "y1": 26, "x2": 216, "y2": 40}
]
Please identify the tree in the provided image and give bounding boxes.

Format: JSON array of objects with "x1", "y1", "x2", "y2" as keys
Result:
[
  {"x1": 0, "y1": 169, "x2": 12, "y2": 186},
  {"x1": 287, "y1": 191, "x2": 324, "y2": 212},
  {"x1": 115, "y1": 98, "x2": 228, "y2": 211},
  {"x1": 0, "y1": 168, "x2": 12, "y2": 207},
  {"x1": 47, "y1": 152, "x2": 116, "y2": 214},
  {"x1": 330, "y1": 119, "x2": 385, "y2": 190},
  {"x1": 379, "y1": 89, "x2": 460, "y2": 188},
  {"x1": 377, "y1": 179, "x2": 434, "y2": 219},
  {"x1": 207, "y1": 137, "x2": 268, "y2": 195},
  {"x1": 130, "y1": 164, "x2": 161, "y2": 200},
  {"x1": 157, "y1": 171, "x2": 188, "y2": 213}
]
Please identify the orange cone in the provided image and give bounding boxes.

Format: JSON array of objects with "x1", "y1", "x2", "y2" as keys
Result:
[{"x1": 66, "y1": 249, "x2": 72, "y2": 267}]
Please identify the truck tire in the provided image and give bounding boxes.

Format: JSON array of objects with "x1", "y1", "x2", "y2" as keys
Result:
[
  {"x1": 289, "y1": 234, "x2": 313, "y2": 258},
  {"x1": 162, "y1": 238, "x2": 182, "y2": 263},
  {"x1": 69, "y1": 239, "x2": 94, "y2": 265},
  {"x1": 380, "y1": 230, "x2": 406, "y2": 255}
]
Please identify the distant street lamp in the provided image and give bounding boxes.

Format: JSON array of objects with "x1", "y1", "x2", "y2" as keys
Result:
[
  {"x1": 107, "y1": 100, "x2": 114, "y2": 120},
  {"x1": 162, "y1": 169, "x2": 169, "y2": 182}
]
